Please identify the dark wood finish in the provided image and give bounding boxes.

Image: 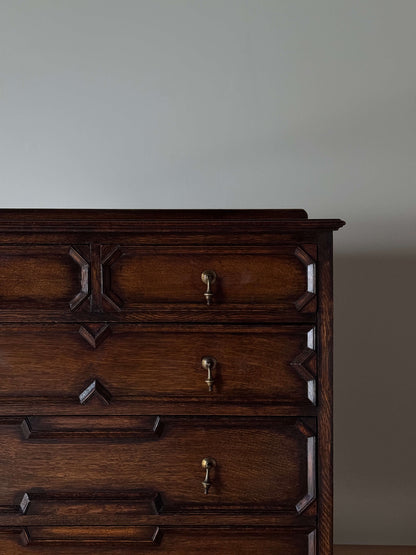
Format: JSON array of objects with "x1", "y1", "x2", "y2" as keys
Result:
[
  {"x1": 317, "y1": 231, "x2": 335, "y2": 555},
  {"x1": 102, "y1": 244, "x2": 316, "y2": 315},
  {"x1": 0, "y1": 245, "x2": 82, "y2": 310},
  {"x1": 17, "y1": 490, "x2": 164, "y2": 517},
  {"x1": 0, "y1": 324, "x2": 316, "y2": 413},
  {"x1": 0, "y1": 417, "x2": 315, "y2": 518},
  {"x1": 0, "y1": 210, "x2": 344, "y2": 554},
  {"x1": 0, "y1": 242, "x2": 318, "y2": 321},
  {"x1": 0, "y1": 526, "x2": 316, "y2": 554}
]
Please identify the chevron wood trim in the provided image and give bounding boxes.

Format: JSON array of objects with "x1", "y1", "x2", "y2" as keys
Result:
[
  {"x1": 78, "y1": 323, "x2": 112, "y2": 348},
  {"x1": 101, "y1": 245, "x2": 124, "y2": 311},
  {"x1": 78, "y1": 379, "x2": 112, "y2": 405},
  {"x1": 294, "y1": 245, "x2": 317, "y2": 312},
  {"x1": 290, "y1": 327, "x2": 317, "y2": 405},
  {"x1": 68, "y1": 246, "x2": 91, "y2": 311}
]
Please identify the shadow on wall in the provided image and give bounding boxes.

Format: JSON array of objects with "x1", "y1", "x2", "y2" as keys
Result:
[{"x1": 333, "y1": 253, "x2": 416, "y2": 545}]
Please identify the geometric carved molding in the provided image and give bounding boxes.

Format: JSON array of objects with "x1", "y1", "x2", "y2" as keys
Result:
[
  {"x1": 18, "y1": 526, "x2": 162, "y2": 546},
  {"x1": 101, "y1": 246, "x2": 123, "y2": 312},
  {"x1": 79, "y1": 379, "x2": 112, "y2": 405},
  {"x1": 79, "y1": 323, "x2": 112, "y2": 349},
  {"x1": 18, "y1": 490, "x2": 163, "y2": 516},
  {"x1": 68, "y1": 246, "x2": 91, "y2": 311},
  {"x1": 20, "y1": 415, "x2": 163, "y2": 441},
  {"x1": 308, "y1": 530, "x2": 316, "y2": 555},
  {"x1": 290, "y1": 328, "x2": 316, "y2": 405},
  {"x1": 19, "y1": 493, "x2": 30, "y2": 515},
  {"x1": 69, "y1": 244, "x2": 124, "y2": 313},
  {"x1": 295, "y1": 419, "x2": 316, "y2": 514},
  {"x1": 294, "y1": 245, "x2": 317, "y2": 312}
]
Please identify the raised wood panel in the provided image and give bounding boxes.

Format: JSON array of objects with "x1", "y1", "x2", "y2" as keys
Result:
[
  {"x1": 0, "y1": 324, "x2": 316, "y2": 414},
  {"x1": 0, "y1": 245, "x2": 82, "y2": 311},
  {"x1": 0, "y1": 417, "x2": 315, "y2": 518},
  {"x1": 20, "y1": 416, "x2": 163, "y2": 441},
  {"x1": 0, "y1": 527, "x2": 316, "y2": 554},
  {"x1": 104, "y1": 244, "x2": 317, "y2": 318},
  {"x1": 18, "y1": 490, "x2": 164, "y2": 517}
]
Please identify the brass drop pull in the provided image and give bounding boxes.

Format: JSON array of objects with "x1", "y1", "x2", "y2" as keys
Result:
[
  {"x1": 201, "y1": 457, "x2": 216, "y2": 494},
  {"x1": 201, "y1": 270, "x2": 216, "y2": 305},
  {"x1": 201, "y1": 356, "x2": 217, "y2": 392}
]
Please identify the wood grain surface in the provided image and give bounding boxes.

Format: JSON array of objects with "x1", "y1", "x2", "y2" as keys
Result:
[{"x1": 0, "y1": 210, "x2": 345, "y2": 553}]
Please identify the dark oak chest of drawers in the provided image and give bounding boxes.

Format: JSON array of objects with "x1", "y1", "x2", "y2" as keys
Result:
[{"x1": 0, "y1": 209, "x2": 344, "y2": 554}]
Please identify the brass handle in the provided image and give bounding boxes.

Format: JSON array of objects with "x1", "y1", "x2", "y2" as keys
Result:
[
  {"x1": 201, "y1": 270, "x2": 216, "y2": 305},
  {"x1": 201, "y1": 356, "x2": 217, "y2": 392},
  {"x1": 201, "y1": 457, "x2": 216, "y2": 494}
]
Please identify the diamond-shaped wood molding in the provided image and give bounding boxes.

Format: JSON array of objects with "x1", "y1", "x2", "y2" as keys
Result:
[
  {"x1": 19, "y1": 493, "x2": 30, "y2": 515},
  {"x1": 79, "y1": 323, "x2": 112, "y2": 348},
  {"x1": 290, "y1": 328, "x2": 316, "y2": 405},
  {"x1": 69, "y1": 246, "x2": 91, "y2": 311},
  {"x1": 294, "y1": 245, "x2": 317, "y2": 312},
  {"x1": 79, "y1": 379, "x2": 112, "y2": 405}
]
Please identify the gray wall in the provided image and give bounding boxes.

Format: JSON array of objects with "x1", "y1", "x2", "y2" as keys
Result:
[{"x1": 1, "y1": 0, "x2": 415, "y2": 545}]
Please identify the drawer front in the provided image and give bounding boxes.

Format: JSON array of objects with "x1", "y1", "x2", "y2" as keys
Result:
[
  {"x1": 103, "y1": 244, "x2": 317, "y2": 320},
  {"x1": 0, "y1": 324, "x2": 316, "y2": 413},
  {"x1": 0, "y1": 243, "x2": 316, "y2": 322},
  {"x1": 0, "y1": 417, "x2": 315, "y2": 517},
  {"x1": 0, "y1": 527, "x2": 316, "y2": 554}
]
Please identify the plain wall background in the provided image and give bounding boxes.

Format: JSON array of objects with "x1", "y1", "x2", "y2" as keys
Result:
[{"x1": 1, "y1": 0, "x2": 415, "y2": 545}]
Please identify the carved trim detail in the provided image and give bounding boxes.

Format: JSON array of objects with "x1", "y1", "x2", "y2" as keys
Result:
[
  {"x1": 101, "y1": 246, "x2": 124, "y2": 311},
  {"x1": 20, "y1": 416, "x2": 163, "y2": 441},
  {"x1": 79, "y1": 379, "x2": 112, "y2": 405},
  {"x1": 294, "y1": 245, "x2": 317, "y2": 312},
  {"x1": 68, "y1": 247, "x2": 91, "y2": 311},
  {"x1": 295, "y1": 419, "x2": 316, "y2": 514},
  {"x1": 69, "y1": 244, "x2": 124, "y2": 313},
  {"x1": 79, "y1": 323, "x2": 112, "y2": 348},
  {"x1": 18, "y1": 490, "x2": 163, "y2": 516},
  {"x1": 308, "y1": 529, "x2": 316, "y2": 555},
  {"x1": 290, "y1": 328, "x2": 316, "y2": 405},
  {"x1": 19, "y1": 526, "x2": 162, "y2": 546}
]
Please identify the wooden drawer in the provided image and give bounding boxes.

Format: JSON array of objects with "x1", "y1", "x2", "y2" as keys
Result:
[
  {"x1": 0, "y1": 243, "x2": 316, "y2": 322},
  {"x1": 0, "y1": 527, "x2": 316, "y2": 554},
  {"x1": 0, "y1": 417, "x2": 315, "y2": 518},
  {"x1": 0, "y1": 324, "x2": 316, "y2": 415},
  {"x1": 98, "y1": 244, "x2": 317, "y2": 321}
]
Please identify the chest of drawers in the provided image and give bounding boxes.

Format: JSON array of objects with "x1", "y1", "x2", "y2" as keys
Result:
[{"x1": 0, "y1": 209, "x2": 344, "y2": 554}]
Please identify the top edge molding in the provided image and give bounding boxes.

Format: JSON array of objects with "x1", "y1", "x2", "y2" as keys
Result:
[
  {"x1": 0, "y1": 209, "x2": 345, "y2": 232},
  {"x1": 0, "y1": 209, "x2": 308, "y2": 220}
]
